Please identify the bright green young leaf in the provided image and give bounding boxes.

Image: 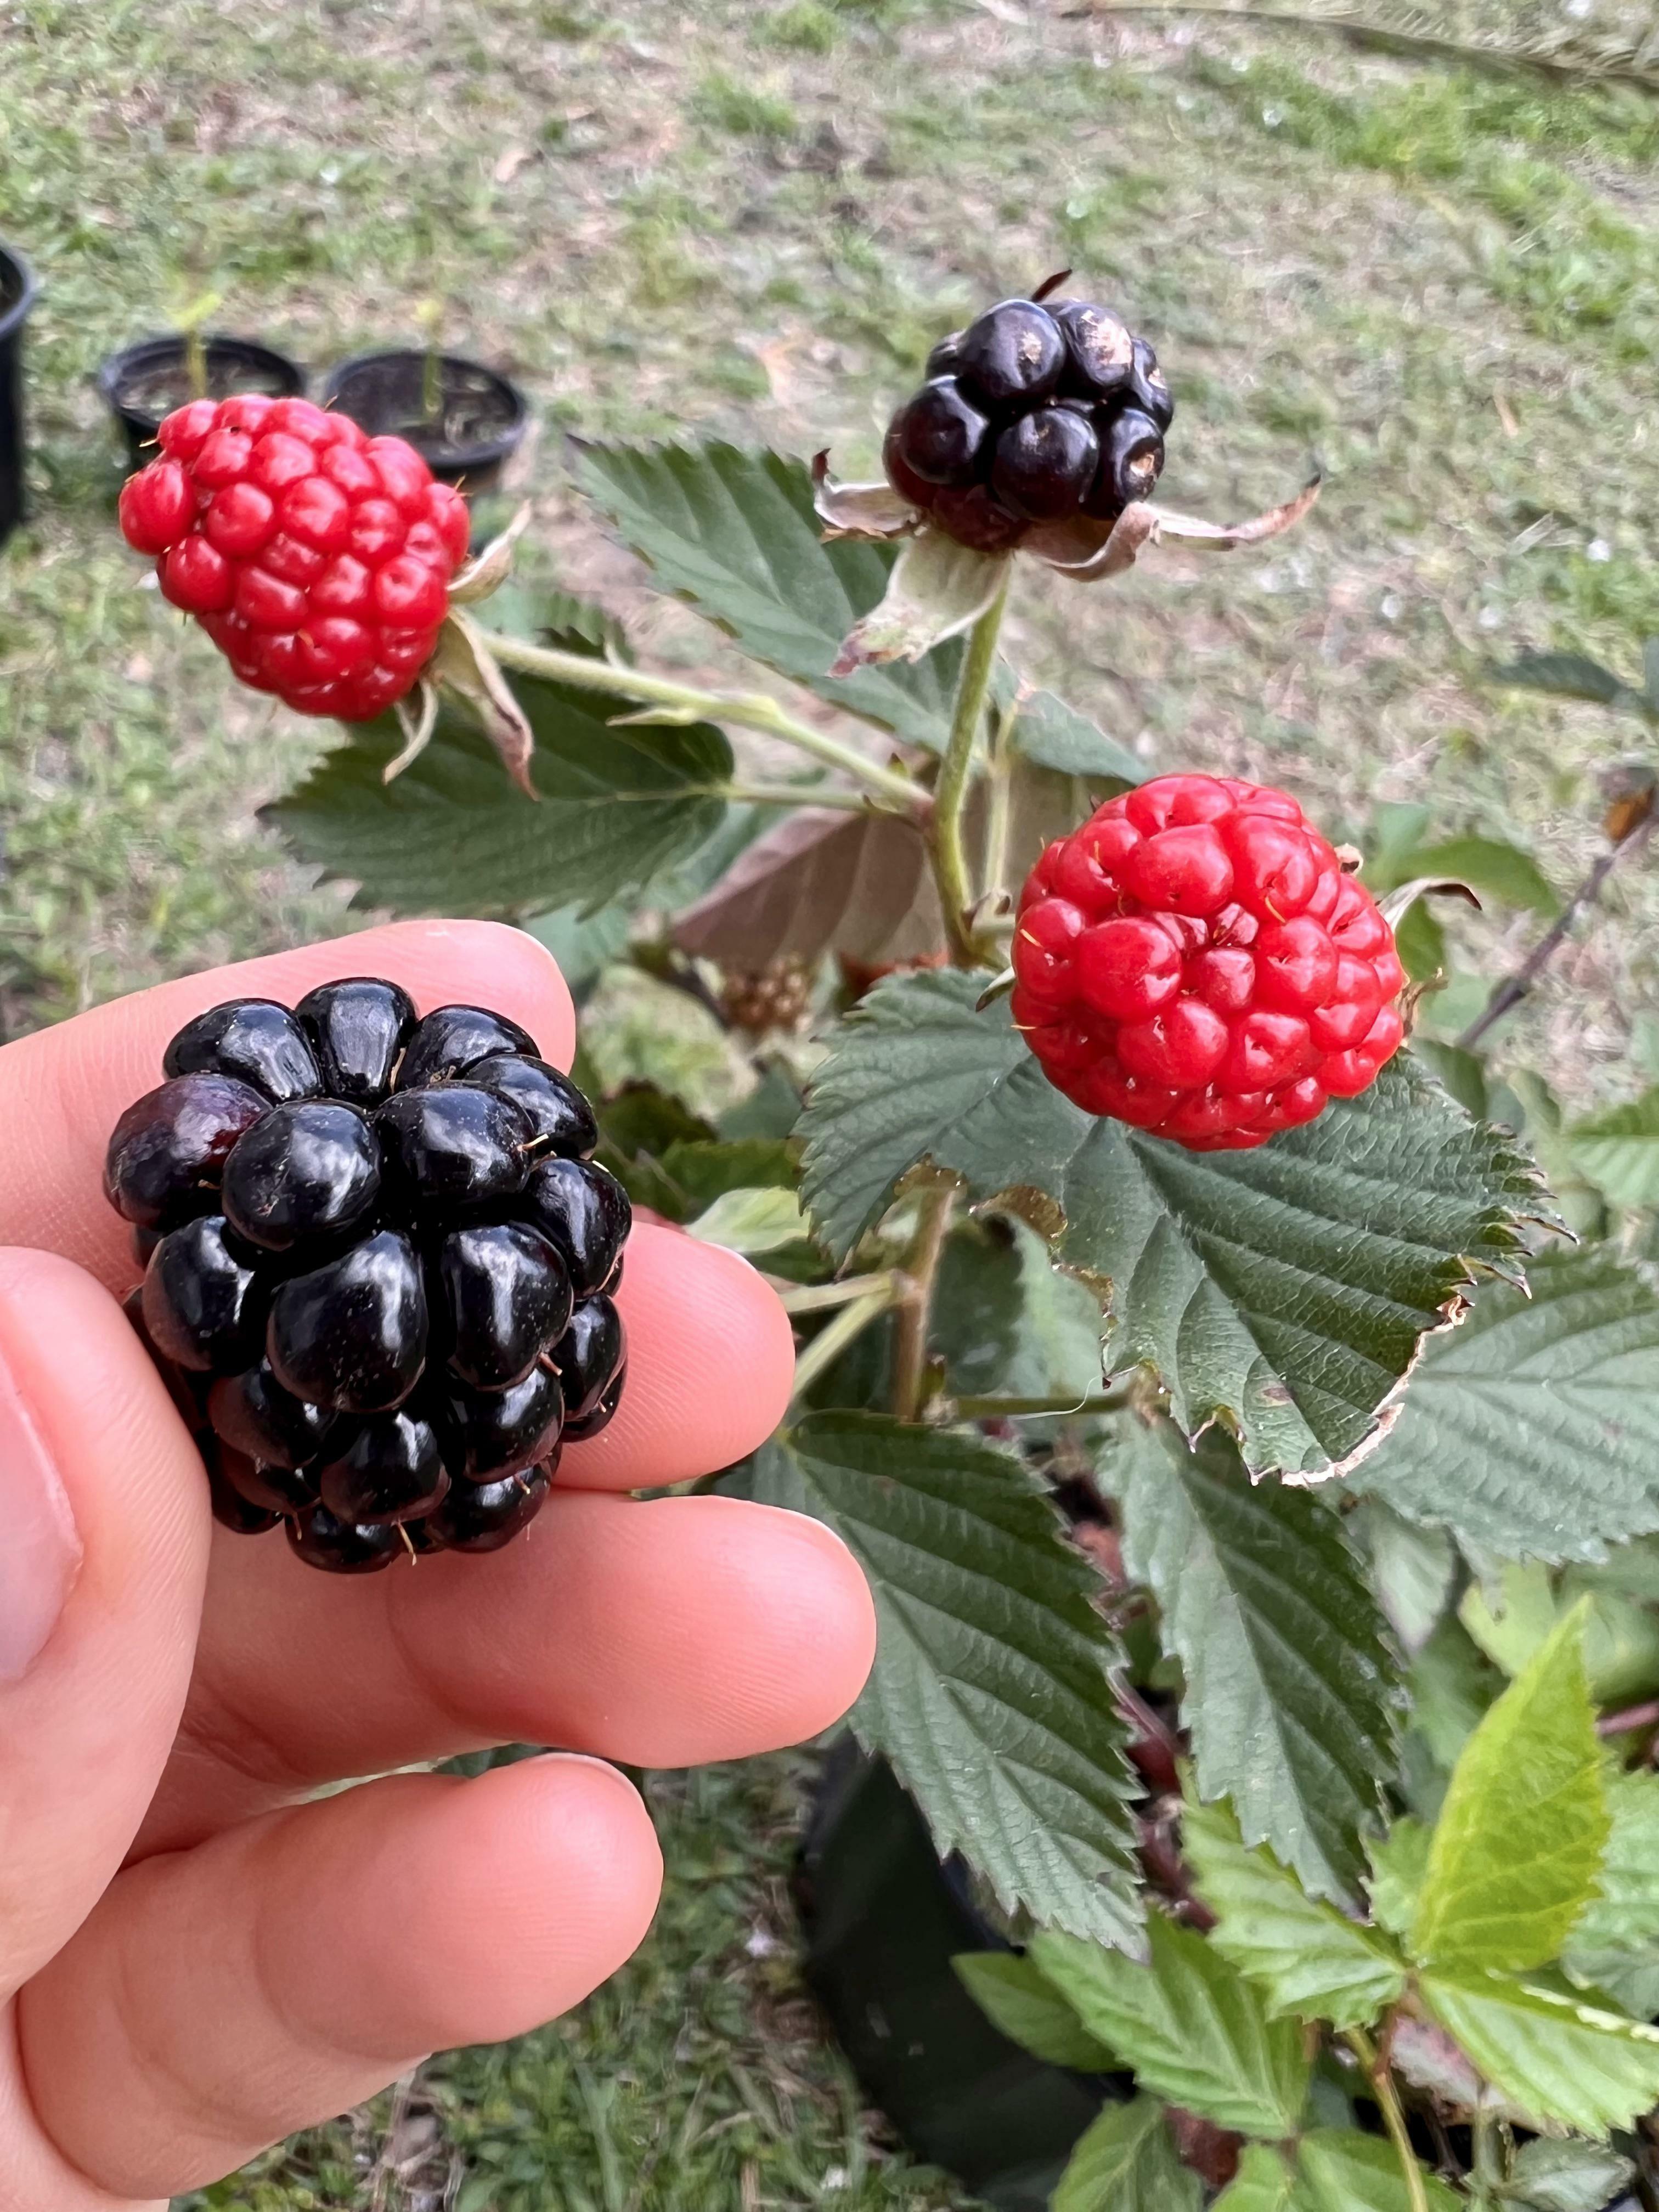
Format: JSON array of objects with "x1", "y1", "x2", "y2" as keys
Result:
[
  {"x1": 742, "y1": 1413, "x2": 1139, "y2": 1945},
  {"x1": 1492, "y1": 652, "x2": 1630, "y2": 708},
  {"x1": 932, "y1": 1212, "x2": 1105, "y2": 1406},
  {"x1": 1460, "y1": 1559, "x2": 1659, "y2": 1709},
  {"x1": 1113, "y1": 1421, "x2": 1401, "y2": 1900},
  {"x1": 1563, "y1": 1767, "x2": 1659, "y2": 2020},
  {"x1": 1568, "y1": 1088, "x2": 1659, "y2": 1209},
  {"x1": 1032, "y1": 1915, "x2": 1310, "y2": 2138},
  {"x1": 1362, "y1": 1246, "x2": 1659, "y2": 1564},
  {"x1": 1007, "y1": 686, "x2": 1144, "y2": 787},
  {"x1": 951, "y1": 1953, "x2": 1117, "y2": 2072},
  {"x1": 1505, "y1": 2137, "x2": 1637, "y2": 2212},
  {"x1": 798, "y1": 970, "x2": 1548, "y2": 1478},
  {"x1": 1365, "y1": 1818, "x2": 1431, "y2": 1937},
  {"x1": 1182, "y1": 1797, "x2": 1407, "y2": 2028},
  {"x1": 267, "y1": 678, "x2": 733, "y2": 917},
  {"x1": 685, "y1": 1184, "x2": 808, "y2": 1254},
  {"x1": 1419, "y1": 1970, "x2": 1659, "y2": 2135},
  {"x1": 1291, "y1": 2130, "x2": 1459, "y2": 2212},
  {"x1": 1214, "y1": 2145, "x2": 1295, "y2": 2212},
  {"x1": 573, "y1": 441, "x2": 962, "y2": 750},
  {"x1": 1051, "y1": 2097, "x2": 1202, "y2": 2212},
  {"x1": 1410, "y1": 1606, "x2": 1607, "y2": 1974}
]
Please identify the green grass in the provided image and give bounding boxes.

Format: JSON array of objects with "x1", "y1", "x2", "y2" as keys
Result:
[
  {"x1": 176, "y1": 1758, "x2": 966, "y2": 2212},
  {"x1": 7, "y1": 2, "x2": 1659, "y2": 2201}
]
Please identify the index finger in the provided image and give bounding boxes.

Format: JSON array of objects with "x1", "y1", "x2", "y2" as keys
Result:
[{"x1": 0, "y1": 920, "x2": 576, "y2": 1289}]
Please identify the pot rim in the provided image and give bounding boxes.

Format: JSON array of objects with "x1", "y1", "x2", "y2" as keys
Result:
[
  {"x1": 94, "y1": 331, "x2": 308, "y2": 426},
  {"x1": 0, "y1": 242, "x2": 38, "y2": 351},
  {"x1": 320, "y1": 347, "x2": 529, "y2": 469}
]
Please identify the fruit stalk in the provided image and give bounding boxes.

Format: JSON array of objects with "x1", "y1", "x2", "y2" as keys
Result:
[
  {"x1": 928, "y1": 572, "x2": 1009, "y2": 966},
  {"x1": 789, "y1": 1282, "x2": 902, "y2": 1406},
  {"x1": 1344, "y1": 2029, "x2": 1430, "y2": 2212},
  {"x1": 481, "y1": 630, "x2": 929, "y2": 814},
  {"x1": 889, "y1": 1186, "x2": 956, "y2": 1421}
]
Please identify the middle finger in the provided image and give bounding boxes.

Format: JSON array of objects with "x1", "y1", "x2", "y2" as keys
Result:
[{"x1": 138, "y1": 1492, "x2": 874, "y2": 1855}]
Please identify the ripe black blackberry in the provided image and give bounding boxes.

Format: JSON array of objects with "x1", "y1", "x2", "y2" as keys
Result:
[
  {"x1": 883, "y1": 278, "x2": 1172, "y2": 552},
  {"x1": 104, "y1": 980, "x2": 630, "y2": 1573}
]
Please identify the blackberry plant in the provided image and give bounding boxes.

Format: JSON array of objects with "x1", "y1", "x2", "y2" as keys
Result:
[{"x1": 116, "y1": 289, "x2": 1659, "y2": 2207}]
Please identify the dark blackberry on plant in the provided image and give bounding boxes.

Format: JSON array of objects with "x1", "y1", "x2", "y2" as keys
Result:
[
  {"x1": 104, "y1": 980, "x2": 630, "y2": 1571},
  {"x1": 881, "y1": 284, "x2": 1177, "y2": 550},
  {"x1": 990, "y1": 406, "x2": 1101, "y2": 522}
]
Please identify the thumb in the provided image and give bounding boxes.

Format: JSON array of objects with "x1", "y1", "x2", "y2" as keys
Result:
[{"x1": 0, "y1": 1249, "x2": 208, "y2": 1998}]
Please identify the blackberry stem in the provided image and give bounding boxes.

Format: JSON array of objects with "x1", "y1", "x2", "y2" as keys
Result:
[
  {"x1": 889, "y1": 1186, "x2": 956, "y2": 1421},
  {"x1": 1344, "y1": 2028, "x2": 1429, "y2": 2212},
  {"x1": 789, "y1": 1282, "x2": 902, "y2": 1406},
  {"x1": 928, "y1": 573, "x2": 1010, "y2": 966},
  {"x1": 481, "y1": 631, "x2": 929, "y2": 814}
]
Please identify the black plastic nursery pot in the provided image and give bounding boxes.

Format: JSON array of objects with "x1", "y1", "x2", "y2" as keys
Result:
[
  {"x1": 797, "y1": 1742, "x2": 1118, "y2": 2211},
  {"x1": 96, "y1": 334, "x2": 307, "y2": 471},
  {"x1": 320, "y1": 349, "x2": 528, "y2": 492},
  {"x1": 0, "y1": 241, "x2": 38, "y2": 547}
]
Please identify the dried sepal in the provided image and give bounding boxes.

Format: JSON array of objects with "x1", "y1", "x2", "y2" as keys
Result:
[
  {"x1": 447, "y1": 502, "x2": 533, "y2": 605},
  {"x1": 430, "y1": 609, "x2": 537, "y2": 799},
  {"x1": 1376, "y1": 877, "x2": 1483, "y2": 932},
  {"x1": 811, "y1": 450, "x2": 917, "y2": 541},
  {"x1": 1032, "y1": 475, "x2": 1324, "y2": 582},
  {"x1": 829, "y1": 531, "x2": 1013, "y2": 675},
  {"x1": 383, "y1": 677, "x2": 439, "y2": 785}
]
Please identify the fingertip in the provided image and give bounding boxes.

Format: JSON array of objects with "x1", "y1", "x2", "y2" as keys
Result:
[{"x1": 561, "y1": 1226, "x2": 796, "y2": 1489}]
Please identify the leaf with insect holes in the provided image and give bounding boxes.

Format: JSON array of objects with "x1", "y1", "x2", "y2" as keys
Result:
[
  {"x1": 1182, "y1": 1797, "x2": 1407, "y2": 2028},
  {"x1": 1562, "y1": 1767, "x2": 1659, "y2": 2021},
  {"x1": 1568, "y1": 1088, "x2": 1659, "y2": 1208},
  {"x1": 1409, "y1": 1606, "x2": 1606, "y2": 1976},
  {"x1": 1418, "y1": 1970, "x2": 1659, "y2": 2135},
  {"x1": 1052, "y1": 2097, "x2": 1202, "y2": 2212},
  {"x1": 1361, "y1": 1247, "x2": 1659, "y2": 1564},
  {"x1": 1032, "y1": 1915, "x2": 1310, "y2": 2137},
  {"x1": 797, "y1": 970, "x2": 1551, "y2": 1479},
  {"x1": 1111, "y1": 1422, "x2": 1401, "y2": 1902},
  {"x1": 574, "y1": 441, "x2": 964, "y2": 749},
  {"x1": 739, "y1": 1413, "x2": 1140, "y2": 1946},
  {"x1": 267, "y1": 676, "x2": 732, "y2": 918},
  {"x1": 951, "y1": 1952, "x2": 1118, "y2": 2072}
]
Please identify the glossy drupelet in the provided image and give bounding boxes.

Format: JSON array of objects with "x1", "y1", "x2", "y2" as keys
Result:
[
  {"x1": 115, "y1": 396, "x2": 469, "y2": 721},
  {"x1": 1013, "y1": 775, "x2": 1407, "y2": 1150},
  {"x1": 883, "y1": 286, "x2": 1173, "y2": 552},
  {"x1": 104, "y1": 980, "x2": 631, "y2": 1570}
]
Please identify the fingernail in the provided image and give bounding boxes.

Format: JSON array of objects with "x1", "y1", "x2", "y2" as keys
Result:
[{"x1": 0, "y1": 1340, "x2": 82, "y2": 1681}]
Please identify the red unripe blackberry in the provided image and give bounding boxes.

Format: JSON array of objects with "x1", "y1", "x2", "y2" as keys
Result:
[
  {"x1": 118, "y1": 397, "x2": 470, "y2": 721},
  {"x1": 1014, "y1": 775, "x2": 1406, "y2": 1150}
]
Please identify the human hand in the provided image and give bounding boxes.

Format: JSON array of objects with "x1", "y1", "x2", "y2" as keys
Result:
[{"x1": 0, "y1": 921, "x2": 876, "y2": 2208}]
